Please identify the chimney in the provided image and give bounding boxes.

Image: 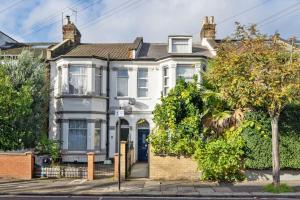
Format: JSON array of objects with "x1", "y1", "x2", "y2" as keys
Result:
[
  {"x1": 62, "y1": 15, "x2": 81, "y2": 44},
  {"x1": 200, "y1": 16, "x2": 216, "y2": 40}
]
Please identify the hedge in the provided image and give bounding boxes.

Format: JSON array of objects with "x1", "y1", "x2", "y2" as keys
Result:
[{"x1": 243, "y1": 106, "x2": 300, "y2": 169}]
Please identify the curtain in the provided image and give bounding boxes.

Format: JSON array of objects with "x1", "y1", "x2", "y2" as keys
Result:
[
  {"x1": 68, "y1": 120, "x2": 87, "y2": 151},
  {"x1": 69, "y1": 66, "x2": 87, "y2": 94}
]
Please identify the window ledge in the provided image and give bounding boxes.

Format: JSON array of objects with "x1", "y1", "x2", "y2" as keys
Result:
[
  {"x1": 136, "y1": 97, "x2": 151, "y2": 100},
  {"x1": 115, "y1": 96, "x2": 131, "y2": 100},
  {"x1": 56, "y1": 94, "x2": 108, "y2": 99}
]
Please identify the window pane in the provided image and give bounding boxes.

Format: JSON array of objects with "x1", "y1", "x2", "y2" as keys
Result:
[
  {"x1": 69, "y1": 66, "x2": 87, "y2": 94},
  {"x1": 68, "y1": 120, "x2": 87, "y2": 151},
  {"x1": 172, "y1": 39, "x2": 189, "y2": 53},
  {"x1": 95, "y1": 121, "x2": 101, "y2": 128},
  {"x1": 117, "y1": 77, "x2": 128, "y2": 96},
  {"x1": 94, "y1": 121, "x2": 101, "y2": 150},
  {"x1": 172, "y1": 39, "x2": 188, "y2": 45},
  {"x1": 117, "y1": 69, "x2": 128, "y2": 77},
  {"x1": 176, "y1": 64, "x2": 194, "y2": 81},
  {"x1": 138, "y1": 88, "x2": 148, "y2": 97},
  {"x1": 138, "y1": 79, "x2": 147, "y2": 87},
  {"x1": 172, "y1": 44, "x2": 188, "y2": 53},
  {"x1": 95, "y1": 68, "x2": 101, "y2": 95},
  {"x1": 69, "y1": 66, "x2": 81, "y2": 73},
  {"x1": 163, "y1": 67, "x2": 168, "y2": 76},
  {"x1": 138, "y1": 69, "x2": 148, "y2": 78},
  {"x1": 163, "y1": 87, "x2": 168, "y2": 95},
  {"x1": 164, "y1": 77, "x2": 169, "y2": 85}
]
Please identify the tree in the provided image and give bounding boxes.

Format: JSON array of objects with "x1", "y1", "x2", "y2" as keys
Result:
[
  {"x1": 1, "y1": 51, "x2": 48, "y2": 148},
  {"x1": 148, "y1": 78, "x2": 203, "y2": 156},
  {"x1": 0, "y1": 68, "x2": 33, "y2": 150},
  {"x1": 204, "y1": 23, "x2": 300, "y2": 186}
]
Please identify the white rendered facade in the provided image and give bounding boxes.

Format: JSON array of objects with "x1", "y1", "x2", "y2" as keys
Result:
[{"x1": 48, "y1": 18, "x2": 215, "y2": 162}]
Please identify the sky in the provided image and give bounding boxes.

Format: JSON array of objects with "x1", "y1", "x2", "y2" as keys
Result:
[{"x1": 0, "y1": 0, "x2": 299, "y2": 43}]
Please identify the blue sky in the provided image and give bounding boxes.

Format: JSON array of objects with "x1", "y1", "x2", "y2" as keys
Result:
[{"x1": 0, "y1": 0, "x2": 299, "y2": 43}]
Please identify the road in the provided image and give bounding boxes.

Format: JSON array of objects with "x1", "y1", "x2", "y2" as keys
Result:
[{"x1": 0, "y1": 196, "x2": 296, "y2": 200}]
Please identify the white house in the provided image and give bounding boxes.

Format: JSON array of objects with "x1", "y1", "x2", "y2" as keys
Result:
[{"x1": 47, "y1": 16, "x2": 216, "y2": 163}]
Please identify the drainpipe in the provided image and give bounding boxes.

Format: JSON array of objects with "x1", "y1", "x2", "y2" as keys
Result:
[{"x1": 105, "y1": 54, "x2": 110, "y2": 159}]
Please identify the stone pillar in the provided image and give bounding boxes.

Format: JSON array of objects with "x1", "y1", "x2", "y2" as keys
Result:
[
  {"x1": 26, "y1": 152, "x2": 34, "y2": 180},
  {"x1": 114, "y1": 141, "x2": 127, "y2": 180},
  {"x1": 87, "y1": 152, "x2": 95, "y2": 181}
]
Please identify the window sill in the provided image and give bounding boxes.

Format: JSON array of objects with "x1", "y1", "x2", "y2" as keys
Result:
[
  {"x1": 115, "y1": 96, "x2": 131, "y2": 100},
  {"x1": 136, "y1": 97, "x2": 151, "y2": 100},
  {"x1": 55, "y1": 94, "x2": 108, "y2": 99}
]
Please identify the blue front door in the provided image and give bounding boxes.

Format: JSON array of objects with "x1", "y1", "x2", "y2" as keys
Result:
[{"x1": 138, "y1": 129, "x2": 149, "y2": 161}]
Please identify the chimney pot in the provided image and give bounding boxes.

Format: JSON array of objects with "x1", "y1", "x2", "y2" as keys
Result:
[
  {"x1": 210, "y1": 16, "x2": 214, "y2": 24},
  {"x1": 203, "y1": 16, "x2": 209, "y2": 25},
  {"x1": 66, "y1": 15, "x2": 70, "y2": 24}
]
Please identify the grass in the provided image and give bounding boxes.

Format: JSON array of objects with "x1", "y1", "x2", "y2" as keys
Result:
[{"x1": 263, "y1": 183, "x2": 294, "y2": 193}]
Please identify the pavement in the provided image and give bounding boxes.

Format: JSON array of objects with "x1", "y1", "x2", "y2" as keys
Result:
[
  {"x1": 0, "y1": 177, "x2": 299, "y2": 198},
  {"x1": 129, "y1": 163, "x2": 149, "y2": 179}
]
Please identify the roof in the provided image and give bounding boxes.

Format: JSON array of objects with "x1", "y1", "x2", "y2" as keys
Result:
[
  {"x1": 63, "y1": 43, "x2": 135, "y2": 60},
  {"x1": 1, "y1": 42, "x2": 57, "y2": 58},
  {"x1": 137, "y1": 43, "x2": 212, "y2": 59},
  {"x1": 56, "y1": 38, "x2": 212, "y2": 61},
  {"x1": 0, "y1": 31, "x2": 18, "y2": 49}
]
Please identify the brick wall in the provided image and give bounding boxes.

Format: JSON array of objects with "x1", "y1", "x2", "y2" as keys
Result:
[
  {"x1": 0, "y1": 152, "x2": 34, "y2": 180},
  {"x1": 114, "y1": 142, "x2": 126, "y2": 180},
  {"x1": 149, "y1": 147, "x2": 200, "y2": 181}
]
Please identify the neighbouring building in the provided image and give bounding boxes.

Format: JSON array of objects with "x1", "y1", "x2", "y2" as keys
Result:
[{"x1": 47, "y1": 16, "x2": 216, "y2": 163}]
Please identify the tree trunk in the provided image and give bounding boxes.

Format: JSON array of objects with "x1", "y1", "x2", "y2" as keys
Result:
[{"x1": 271, "y1": 115, "x2": 280, "y2": 187}]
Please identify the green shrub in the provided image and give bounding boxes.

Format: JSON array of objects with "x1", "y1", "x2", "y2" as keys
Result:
[
  {"x1": 194, "y1": 130, "x2": 245, "y2": 182},
  {"x1": 35, "y1": 134, "x2": 61, "y2": 164},
  {"x1": 264, "y1": 183, "x2": 293, "y2": 193},
  {"x1": 148, "y1": 79, "x2": 203, "y2": 156},
  {"x1": 242, "y1": 108, "x2": 300, "y2": 169}
]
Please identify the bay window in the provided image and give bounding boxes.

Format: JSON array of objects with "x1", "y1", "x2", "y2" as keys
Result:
[
  {"x1": 137, "y1": 68, "x2": 148, "y2": 97},
  {"x1": 68, "y1": 65, "x2": 87, "y2": 94},
  {"x1": 176, "y1": 64, "x2": 195, "y2": 82},
  {"x1": 68, "y1": 120, "x2": 87, "y2": 151},
  {"x1": 163, "y1": 67, "x2": 169, "y2": 96}
]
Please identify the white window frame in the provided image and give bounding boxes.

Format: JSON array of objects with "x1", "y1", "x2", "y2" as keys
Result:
[
  {"x1": 117, "y1": 69, "x2": 129, "y2": 97},
  {"x1": 137, "y1": 68, "x2": 148, "y2": 97},
  {"x1": 68, "y1": 65, "x2": 87, "y2": 95},
  {"x1": 68, "y1": 120, "x2": 87, "y2": 152},
  {"x1": 162, "y1": 66, "x2": 169, "y2": 96}
]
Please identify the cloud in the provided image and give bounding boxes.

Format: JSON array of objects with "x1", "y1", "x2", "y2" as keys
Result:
[{"x1": 0, "y1": 0, "x2": 299, "y2": 43}]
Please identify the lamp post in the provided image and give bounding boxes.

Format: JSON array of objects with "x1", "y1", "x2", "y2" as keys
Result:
[{"x1": 115, "y1": 109, "x2": 124, "y2": 191}]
